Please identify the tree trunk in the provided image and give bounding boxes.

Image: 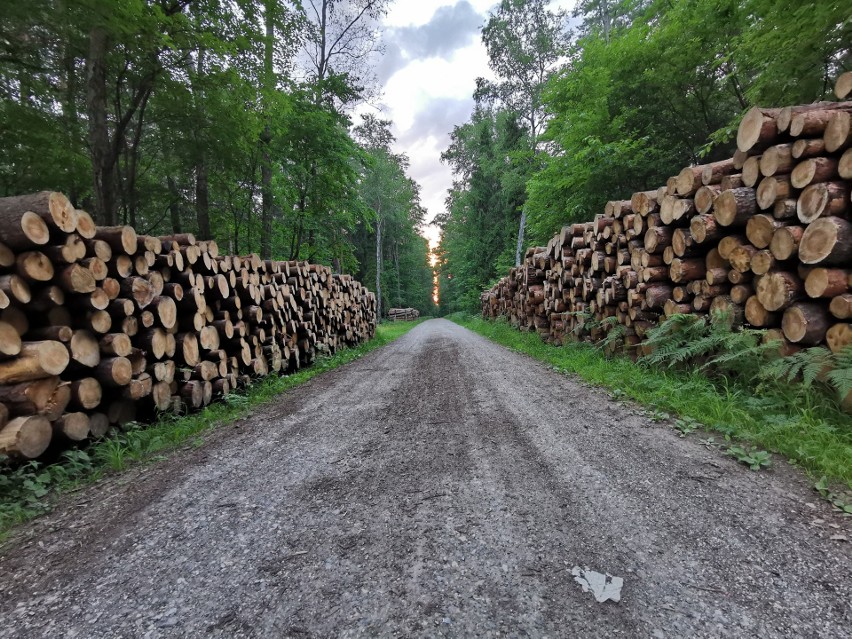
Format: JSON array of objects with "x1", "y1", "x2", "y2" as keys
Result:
[
  {"x1": 375, "y1": 215, "x2": 383, "y2": 318},
  {"x1": 86, "y1": 26, "x2": 115, "y2": 225},
  {"x1": 515, "y1": 208, "x2": 527, "y2": 267}
]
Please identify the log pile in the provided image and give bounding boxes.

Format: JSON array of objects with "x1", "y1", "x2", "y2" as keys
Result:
[
  {"x1": 387, "y1": 308, "x2": 420, "y2": 321},
  {"x1": 483, "y1": 77, "x2": 852, "y2": 363},
  {"x1": 0, "y1": 192, "x2": 377, "y2": 460}
]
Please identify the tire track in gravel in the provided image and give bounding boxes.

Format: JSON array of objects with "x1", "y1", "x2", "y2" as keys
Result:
[{"x1": 0, "y1": 318, "x2": 850, "y2": 638}]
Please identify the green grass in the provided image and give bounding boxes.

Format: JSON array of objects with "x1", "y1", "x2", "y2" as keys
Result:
[
  {"x1": 0, "y1": 320, "x2": 423, "y2": 540},
  {"x1": 448, "y1": 313, "x2": 852, "y2": 504}
]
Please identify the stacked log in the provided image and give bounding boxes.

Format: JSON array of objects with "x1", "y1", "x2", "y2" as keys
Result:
[
  {"x1": 0, "y1": 193, "x2": 377, "y2": 460},
  {"x1": 483, "y1": 76, "x2": 852, "y2": 365},
  {"x1": 387, "y1": 308, "x2": 420, "y2": 321}
]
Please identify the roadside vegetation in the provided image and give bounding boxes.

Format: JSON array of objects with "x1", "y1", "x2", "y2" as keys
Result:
[
  {"x1": 449, "y1": 313, "x2": 852, "y2": 511},
  {"x1": 0, "y1": 320, "x2": 422, "y2": 540}
]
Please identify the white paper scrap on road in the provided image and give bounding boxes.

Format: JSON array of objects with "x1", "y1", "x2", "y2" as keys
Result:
[{"x1": 571, "y1": 566, "x2": 624, "y2": 603}]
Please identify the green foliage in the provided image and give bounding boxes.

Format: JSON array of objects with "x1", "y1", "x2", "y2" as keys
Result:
[
  {"x1": 726, "y1": 445, "x2": 772, "y2": 471},
  {"x1": 0, "y1": 320, "x2": 423, "y2": 539},
  {"x1": 815, "y1": 476, "x2": 852, "y2": 515},
  {"x1": 436, "y1": 109, "x2": 532, "y2": 314}
]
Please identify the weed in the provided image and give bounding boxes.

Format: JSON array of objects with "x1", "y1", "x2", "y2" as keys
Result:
[
  {"x1": 727, "y1": 445, "x2": 772, "y2": 471},
  {"x1": 815, "y1": 477, "x2": 852, "y2": 515},
  {"x1": 673, "y1": 418, "x2": 699, "y2": 437}
]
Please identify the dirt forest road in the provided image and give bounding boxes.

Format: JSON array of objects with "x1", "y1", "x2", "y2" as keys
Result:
[{"x1": 1, "y1": 319, "x2": 850, "y2": 638}]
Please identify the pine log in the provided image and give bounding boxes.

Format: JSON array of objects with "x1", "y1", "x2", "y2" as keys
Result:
[
  {"x1": 824, "y1": 111, "x2": 851, "y2": 153},
  {"x1": 0, "y1": 321, "x2": 22, "y2": 358},
  {"x1": 0, "y1": 341, "x2": 69, "y2": 383},
  {"x1": 669, "y1": 258, "x2": 706, "y2": 283},
  {"x1": 756, "y1": 271, "x2": 804, "y2": 311},
  {"x1": 26, "y1": 325, "x2": 73, "y2": 343},
  {"x1": 826, "y1": 323, "x2": 852, "y2": 354},
  {"x1": 830, "y1": 294, "x2": 852, "y2": 320},
  {"x1": 782, "y1": 302, "x2": 830, "y2": 345},
  {"x1": 58, "y1": 263, "x2": 96, "y2": 293},
  {"x1": 841, "y1": 148, "x2": 852, "y2": 180},
  {"x1": 769, "y1": 226, "x2": 804, "y2": 261},
  {"x1": 121, "y1": 276, "x2": 155, "y2": 309},
  {"x1": 69, "y1": 377, "x2": 102, "y2": 410},
  {"x1": 750, "y1": 250, "x2": 779, "y2": 276},
  {"x1": 714, "y1": 188, "x2": 756, "y2": 226},
  {"x1": 755, "y1": 177, "x2": 792, "y2": 211},
  {"x1": 837, "y1": 72, "x2": 852, "y2": 100},
  {"x1": 701, "y1": 159, "x2": 735, "y2": 186},
  {"x1": 95, "y1": 226, "x2": 138, "y2": 255},
  {"x1": 694, "y1": 186, "x2": 721, "y2": 215},
  {"x1": 676, "y1": 166, "x2": 703, "y2": 196},
  {"x1": 721, "y1": 174, "x2": 745, "y2": 190},
  {"x1": 799, "y1": 217, "x2": 852, "y2": 265},
  {"x1": 790, "y1": 157, "x2": 838, "y2": 189},
  {"x1": 0, "y1": 191, "x2": 75, "y2": 239},
  {"x1": 741, "y1": 156, "x2": 762, "y2": 188},
  {"x1": 690, "y1": 214, "x2": 723, "y2": 244},
  {"x1": 773, "y1": 198, "x2": 798, "y2": 221},
  {"x1": 96, "y1": 357, "x2": 133, "y2": 387},
  {"x1": 69, "y1": 330, "x2": 100, "y2": 368},
  {"x1": 745, "y1": 296, "x2": 779, "y2": 327},
  {"x1": 737, "y1": 107, "x2": 780, "y2": 153},
  {"x1": 0, "y1": 415, "x2": 52, "y2": 458},
  {"x1": 52, "y1": 412, "x2": 90, "y2": 441},
  {"x1": 797, "y1": 182, "x2": 848, "y2": 223},
  {"x1": 718, "y1": 235, "x2": 746, "y2": 260},
  {"x1": 804, "y1": 268, "x2": 850, "y2": 298},
  {"x1": 728, "y1": 245, "x2": 759, "y2": 273},
  {"x1": 746, "y1": 214, "x2": 785, "y2": 249},
  {"x1": 0, "y1": 274, "x2": 31, "y2": 304},
  {"x1": 759, "y1": 144, "x2": 794, "y2": 176},
  {"x1": 99, "y1": 333, "x2": 132, "y2": 357}
]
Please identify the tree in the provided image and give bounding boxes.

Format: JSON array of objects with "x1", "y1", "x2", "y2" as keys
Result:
[
  {"x1": 299, "y1": 0, "x2": 390, "y2": 108},
  {"x1": 354, "y1": 115, "x2": 426, "y2": 317},
  {"x1": 479, "y1": 0, "x2": 569, "y2": 265}
]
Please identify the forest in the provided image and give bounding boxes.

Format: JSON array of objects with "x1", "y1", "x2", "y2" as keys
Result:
[
  {"x1": 437, "y1": 0, "x2": 851, "y2": 313},
  {"x1": 0, "y1": 0, "x2": 434, "y2": 316}
]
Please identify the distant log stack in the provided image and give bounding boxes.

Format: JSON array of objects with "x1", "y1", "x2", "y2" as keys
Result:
[
  {"x1": 0, "y1": 194, "x2": 377, "y2": 460},
  {"x1": 483, "y1": 75, "x2": 852, "y2": 368},
  {"x1": 387, "y1": 308, "x2": 420, "y2": 321}
]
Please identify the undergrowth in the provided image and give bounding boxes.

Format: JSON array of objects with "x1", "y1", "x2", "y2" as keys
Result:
[
  {"x1": 0, "y1": 320, "x2": 423, "y2": 540},
  {"x1": 449, "y1": 312, "x2": 852, "y2": 509}
]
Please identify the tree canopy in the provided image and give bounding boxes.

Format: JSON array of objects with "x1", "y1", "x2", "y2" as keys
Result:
[{"x1": 0, "y1": 0, "x2": 433, "y2": 314}]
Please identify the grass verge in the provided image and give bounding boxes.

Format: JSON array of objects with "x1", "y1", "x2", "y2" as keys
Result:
[
  {"x1": 448, "y1": 313, "x2": 852, "y2": 505},
  {"x1": 0, "y1": 320, "x2": 422, "y2": 540}
]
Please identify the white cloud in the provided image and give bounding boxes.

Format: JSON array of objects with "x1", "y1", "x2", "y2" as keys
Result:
[{"x1": 370, "y1": 0, "x2": 578, "y2": 246}]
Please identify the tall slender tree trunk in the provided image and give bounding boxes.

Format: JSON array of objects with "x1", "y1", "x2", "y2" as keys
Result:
[
  {"x1": 86, "y1": 26, "x2": 115, "y2": 225},
  {"x1": 514, "y1": 209, "x2": 527, "y2": 266},
  {"x1": 259, "y1": 2, "x2": 275, "y2": 260},
  {"x1": 375, "y1": 213, "x2": 383, "y2": 318},
  {"x1": 61, "y1": 42, "x2": 80, "y2": 205},
  {"x1": 196, "y1": 160, "x2": 211, "y2": 239},
  {"x1": 193, "y1": 47, "x2": 212, "y2": 240},
  {"x1": 167, "y1": 175, "x2": 183, "y2": 234},
  {"x1": 168, "y1": 177, "x2": 182, "y2": 233}
]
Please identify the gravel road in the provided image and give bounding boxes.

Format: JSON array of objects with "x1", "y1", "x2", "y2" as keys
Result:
[{"x1": 1, "y1": 318, "x2": 850, "y2": 638}]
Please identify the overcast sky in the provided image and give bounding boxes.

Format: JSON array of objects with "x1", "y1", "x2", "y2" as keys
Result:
[{"x1": 358, "y1": 0, "x2": 576, "y2": 246}]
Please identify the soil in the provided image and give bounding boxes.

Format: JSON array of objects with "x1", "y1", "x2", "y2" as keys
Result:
[{"x1": 0, "y1": 318, "x2": 850, "y2": 637}]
